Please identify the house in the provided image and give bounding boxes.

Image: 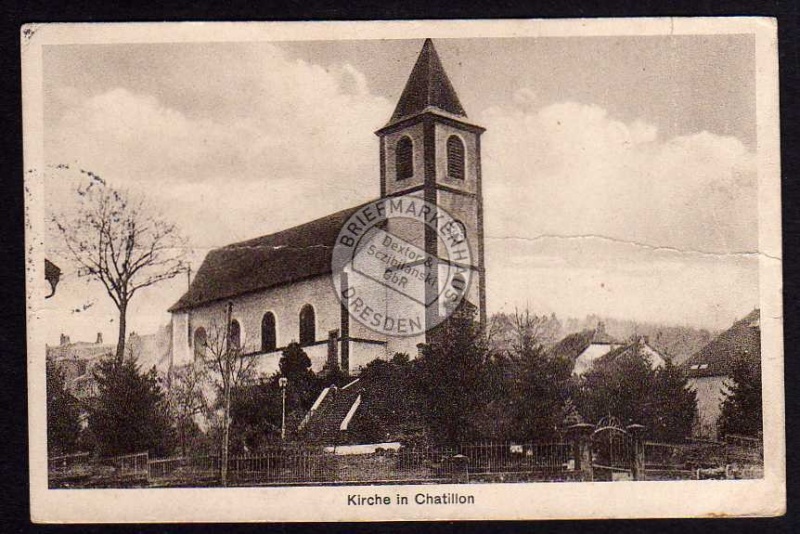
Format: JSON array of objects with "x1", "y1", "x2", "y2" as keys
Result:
[
  {"x1": 596, "y1": 336, "x2": 668, "y2": 372},
  {"x1": 47, "y1": 328, "x2": 173, "y2": 400},
  {"x1": 47, "y1": 333, "x2": 115, "y2": 399},
  {"x1": 168, "y1": 39, "x2": 487, "y2": 377},
  {"x1": 548, "y1": 323, "x2": 668, "y2": 377},
  {"x1": 548, "y1": 323, "x2": 621, "y2": 376},
  {"x1": 683, "y1": 309, "x2": 761, "y2": 440}
]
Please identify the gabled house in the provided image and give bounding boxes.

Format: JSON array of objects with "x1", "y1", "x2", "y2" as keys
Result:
[
  {"x1": 683, "y1": 309, "x2": 761, "y2": 440},
  {"x1": 47, "y1": 333, "x2": 115, "y2": 400},
  {"x1": 299, "y1": 378, "x2": 366, "y2": 445},
  {"x1": 549, "y1": 323, "x2": 668, "y2": 377},
  {"x1": 597, "y1": 336, "x2": 668, "y2": 371},
  {"x1": 548, "y1": 323, "x2": 621, "y2": 376}
]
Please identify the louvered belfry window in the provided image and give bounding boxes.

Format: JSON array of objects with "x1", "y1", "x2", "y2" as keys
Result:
[
  {"x1": 396, "y1": 136, "x2": 413, "y2": 180},
  {"x1": 447, "y1": 135, "x2": 465, "y2": 180}
]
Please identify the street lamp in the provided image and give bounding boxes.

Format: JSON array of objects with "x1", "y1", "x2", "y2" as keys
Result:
[{"x1": 279, "y1": 377, "x2": 288, "y2": 441}]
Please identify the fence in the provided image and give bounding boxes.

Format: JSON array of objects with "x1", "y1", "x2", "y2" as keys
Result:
[
  {"x1": 458, "y1": 441, "x2": 573, "y2": 481},
  {"x1": 644, "y1": 435, "x2": 763, "y2": 481},
  {"x1": 49, "y1": 451, "x2": 150, "y2": 488},
  {"x1": 148, "y1": 455, "x2": 220, "y2": 484},
  {"x1": 723, "y1": 434, "x2": 764, "y2": 479},
  {"x1": 48, "y1": 452, "x2": 91, "y2": 473},
  {"x1": 48, "y1": 434, "x2": 764, "y2": 488}
]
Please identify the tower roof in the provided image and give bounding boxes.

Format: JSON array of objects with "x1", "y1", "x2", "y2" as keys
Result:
[{"x1": 388, "y1": 39, "x2": 467, "y2": 125}]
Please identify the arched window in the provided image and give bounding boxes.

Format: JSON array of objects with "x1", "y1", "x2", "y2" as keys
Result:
[
  {"x1": 193, "y1": 327, "x2": 207, "y2": 361},
  {"x1": 299, "y1": 304, "x2": 316, "y2": 346},
  {"x1": 229, "y1": 320, "x2": 241, "y2": 351},
  {"x1": 261, "y1": 312, "x2": 277, "y2": 353},
  {"x1": 447, "y1": 135, "x2": 465, "y2": 180},
  {"x1": 396, "y1": 136, "x2": 413, "y2": 180}
]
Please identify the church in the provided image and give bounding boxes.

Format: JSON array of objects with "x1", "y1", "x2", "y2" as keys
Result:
[{"x1": 169, "y1": 39, "x2": 487, "y2": 376}]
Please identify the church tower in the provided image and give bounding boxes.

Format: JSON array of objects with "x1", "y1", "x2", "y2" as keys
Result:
[{"x1": 375, "y1": 39, "x2": 487, "y2": 328}]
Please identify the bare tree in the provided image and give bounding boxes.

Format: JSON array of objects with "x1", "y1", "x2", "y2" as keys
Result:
[
  {"x1": 168, "y1": 364, "x2": 211, "y2": 457},
  {"x1": 487, "y1": 309, "x2": 563, "y2": 356},
  {"x1": 199, "y1": 309, "x2": 259, "y2": 486},
  {"x1": 52, "y1": 169, "x2": 186, "y2": 362}
]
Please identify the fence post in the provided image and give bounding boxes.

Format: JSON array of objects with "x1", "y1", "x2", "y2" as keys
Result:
[
  {"x1": 627, "y1": 424, "x2": 646, "y2": 481},
  {"x1": 567, "y1": 423, "x2": 594, "y2": 482},
  {"x1": 452, "y1": 454, "x2": 469, "y2": 484}
]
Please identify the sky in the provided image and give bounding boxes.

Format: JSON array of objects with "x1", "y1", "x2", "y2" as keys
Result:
[{"x1": 40, "y1": 35, "x2": 760, "y2": 345}]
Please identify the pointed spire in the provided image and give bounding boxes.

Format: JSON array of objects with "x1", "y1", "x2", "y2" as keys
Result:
[{"x1": 389, "y1": 39, "x2": 467, "y2": 124}]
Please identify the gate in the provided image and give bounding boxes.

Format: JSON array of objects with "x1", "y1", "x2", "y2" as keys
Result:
[{"x1": 591, "y1": 417, "x2": 635, "y2": 481}]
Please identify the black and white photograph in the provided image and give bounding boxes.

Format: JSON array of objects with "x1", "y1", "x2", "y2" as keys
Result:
[{"x1": 23, "y1": 19, "x2": 784, "y2": 522}]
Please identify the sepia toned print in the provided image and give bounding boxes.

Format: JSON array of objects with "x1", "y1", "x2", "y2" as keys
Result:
[{"x1": 24, "y1": 19, "x2": 783, "y2": 522}]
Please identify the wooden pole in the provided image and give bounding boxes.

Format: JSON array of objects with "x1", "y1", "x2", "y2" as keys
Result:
[{"x1": 221, "y1": 301, "x2": 233, "y2": 486}]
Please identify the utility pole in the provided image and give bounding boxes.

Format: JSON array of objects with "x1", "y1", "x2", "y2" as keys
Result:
[
  {"x1": 279, "y1": 377, "x2": 288, "y2": 440},
  {"x1": 221, "y1": 301, "x2": 233, "y2": 487}
]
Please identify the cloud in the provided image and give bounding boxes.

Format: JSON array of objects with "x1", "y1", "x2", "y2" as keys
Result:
[
  {"x1": 41, "y1": 50, "x2": 760, "y2": 340},
  {"x1": 485, "y1": 236, "x2": 758, "y2": 330},
  {"x1": 45, "y1": 43, "x2": 393, "y2": 249},
  {"x1": 480, "y1": 100, "x2": 757, "y2": 254}
]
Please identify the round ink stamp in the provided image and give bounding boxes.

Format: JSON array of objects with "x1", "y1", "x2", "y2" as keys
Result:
[{"x1": 331, "y1": 195, "x2": 473, "y2": 337}]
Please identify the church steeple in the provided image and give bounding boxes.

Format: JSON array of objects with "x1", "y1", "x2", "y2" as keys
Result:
[
  {"x1": 388, "y1": 39, "x2": 467, "y2": 125},
  {"x1": 375, "y1": 38, "x2": 487, "y2": 331}
]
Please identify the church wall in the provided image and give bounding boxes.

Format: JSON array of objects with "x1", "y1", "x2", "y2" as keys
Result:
[
  {"x1": 384, "y1": 190, "x2": 426, "y2": 246},
  {"x1": 172, "y1": 311, "x2": 191, "y2": 368},
  {"x1": 173, "y1": 274, "x2": 400, "y2": 376},
  {"x1": 345, "y1": 264, "x2": 426, "y2": 356},
  {"x1": 383, "y1": 122, "x2": 425, "y2": 195},
  {"x1": 176, "y1": 275, "x2": 343, "y2": 366},
  {"x1": 436, "y1": 261, "x2": 481, "y2": 319},
  {"x1": 436, "y1": 189, "x2": 480, "y2": 269}
]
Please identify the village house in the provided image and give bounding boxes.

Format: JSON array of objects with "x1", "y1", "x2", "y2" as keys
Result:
[
  {"x1": 548, "y1": 323, "x2": 667, "y2": 376},
  {"x1": 47, "y1": 328, "x2": 172, "y2": 400},
  {"x1": 683, "y1": 309, "x2": 761, "y2": 440},
  {"x1": 548, "y1": 323, "x2": 621, "y2": 376},
  {"x1": 47, "y1": 333, "x2": 114, "y2": 400},
  {"x1": 168, "y1": 39, "x2": 487, "y2": 377}
]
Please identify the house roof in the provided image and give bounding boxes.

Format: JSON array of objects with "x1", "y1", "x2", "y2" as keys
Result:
[
  {"x1": 301, "y1": 380, "x2": 364, "y2": 444},
  {"x1": 169, "y1": 202, "x2": 369, "y2": 312},
  {"x1": 595, "y1": 338, "x2": 666, "y2": 369},
  {"x1": 387, "y1": 39, "x2": 467, "y2": 125},
  {"x1": 683, "y1": 309, "x2": 760, "y2": 378},
  {"x1": 548, "y1": 326, "x2": 620, "y2": 363}
]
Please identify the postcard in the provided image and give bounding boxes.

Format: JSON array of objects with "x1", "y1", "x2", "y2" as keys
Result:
[{"x1": 23, "y1": 18, "x2": 784, "y2": 522}]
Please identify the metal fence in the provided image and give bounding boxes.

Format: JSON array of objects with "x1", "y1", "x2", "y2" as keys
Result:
[
  {"x1": 725, "y1": 434, "x2": 763, "y2": 464},
  {"x1": 459, "y1": 441, "x2": 571, "y2": 473},
  {"x1": 148, "y1": 455, "x2": 220, "y2": 481},
  {"x1": 48, "y1": 435, "x2": 764, "y2": 487},
  {"x1": 644, "y1": 435, "x2": 763, "y2": 480},
  {"x1": 48, "y1": 452, "x2": 91, "y2": 473},
  {"x1": 104, "y1": 452, "x2": 149, "y2": 475}
]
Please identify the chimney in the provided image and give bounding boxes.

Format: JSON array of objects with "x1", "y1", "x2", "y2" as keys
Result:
[
  {"x1": 60, "y1": 333, "x2": 70, "y2": 346},
  {"x1": 596, "y1": 322, "x2": 606, "y2": 336},
  {"x1": 96, "y1": 332, "x2": 103, "y2": 344}
]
